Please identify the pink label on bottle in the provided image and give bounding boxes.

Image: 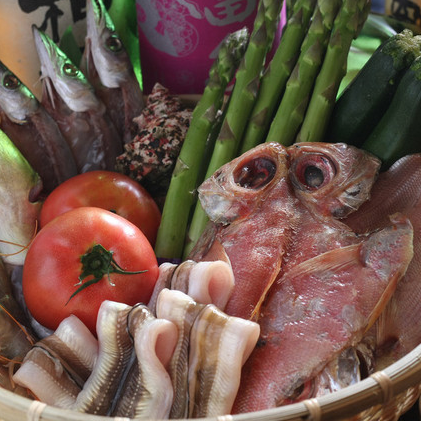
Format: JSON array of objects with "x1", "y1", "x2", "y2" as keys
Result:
[{"x1": 136, "y1": 0, "x2": 260, "y2": 94}]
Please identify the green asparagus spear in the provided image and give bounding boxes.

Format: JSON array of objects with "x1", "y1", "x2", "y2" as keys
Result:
[
  {"x1": 286, "y1": 0, "x2": 294, "y2": 20},
  {"x1": 196, "y1": 103, "x2": 229, "y2": 187},
  {"x1": 296, "y1": 0, "x2": 371, "y2": 143},
  {"x1": 265, "y1": 0, "x2": 341, "y2": 146},
  {"x1": 184, "y1": 0, "x2": 284, "y2": 258},
  {"x1": 356, "y1": 0, "x2": 372, "y2": 37},
  {"x1": 154, "y1": 29, "x2": 249, "y2": 260},
  {"x1": 205, "y1": 0, "x2": 283, "y2": 170},
  {"x1": 240, "y1": 0, "x2": 317, "y2": 153}
]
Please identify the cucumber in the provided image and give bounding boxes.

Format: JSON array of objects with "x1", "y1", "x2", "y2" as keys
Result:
[
  {"x1": 361, "y1": 55, "x2": 421, "y2": 170},
  {"x1": 326, "y1": 29, "x2": 421, "y2": 146}
]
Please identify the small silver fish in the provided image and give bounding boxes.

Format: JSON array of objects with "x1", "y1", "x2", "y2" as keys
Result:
[
  {"x1": 0, "y1": 61, "x2": 77, "y2": 194},
  {"x1": 81, "y1": 0, "x2": 144, "y2": 144},
  {"x1": 32, "y1": 26, "x2": 122, "y2": 173},
  {"x1": 0, "y1": 130, "x2": 42, "y2": 266}
]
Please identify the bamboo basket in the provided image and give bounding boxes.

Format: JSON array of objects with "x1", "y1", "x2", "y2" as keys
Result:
[
  {"x1": 1, "y1": 102, "x2": 421, "y2": 421},
  {"x1": 1, "y1": 81, "x2": 420, "y2": 421},
  {"x1": 0, "y1": 342, "x2": 421, "y2": 421},
  {"x1": 1, "y1": 85, "x2": 421, "y2": 420}
]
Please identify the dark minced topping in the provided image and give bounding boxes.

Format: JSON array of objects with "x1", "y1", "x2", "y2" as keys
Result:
[{"x1": 116, "y1": 83, "x2": 192, "y2": 199}]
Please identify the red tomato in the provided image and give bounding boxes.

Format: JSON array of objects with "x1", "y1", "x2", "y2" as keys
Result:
[
  {"x1": 23, "y1": 207, "x2": 159, "y2": 335},
  {"x1": 39, "y1": 171, "x2": 161, "y2": 246}
]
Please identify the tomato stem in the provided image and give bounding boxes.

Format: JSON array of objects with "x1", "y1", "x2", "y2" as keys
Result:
[{"x1": 66, "y1": 244, "x2": 147, "y2": 304}]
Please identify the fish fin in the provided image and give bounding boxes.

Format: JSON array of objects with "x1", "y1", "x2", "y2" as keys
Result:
[
  {"x1": 187, "y1": 224, "x2": 224, "y2": 262},
  {"x1": 362, "y1": 213, "x2": 413, "y2": 331},
  {"x1": 250, "y1": 257, "x2": 283, "y2": 321},
  {"x1": 277, "y1": 244, "x2": 361, "y2": 282},
  {"x1": 277, "y1": 214, "x2": 412, "y2": 332},
  {"x1": 365, "y1": 271, "x2": 401, "y2": 333},
  {"x1": 376, "y1": 295, "x2": 399, "y2": 340},
  {"x1": 202, "y1": 238, "x2": 230, "y2": 264},
  {"x1": 275, "y1": 247, "x2": 405, "y2": 333}
]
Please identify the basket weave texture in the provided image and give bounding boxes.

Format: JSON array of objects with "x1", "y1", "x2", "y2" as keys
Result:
[{"x1": 1, "y1": 343, "x2": 421, "y2": 421}]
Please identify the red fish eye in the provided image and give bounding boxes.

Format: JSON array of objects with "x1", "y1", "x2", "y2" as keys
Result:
[
  {"x1": 234, "y1": 157, "x2": 276, "y2": 189},
  {"x1": 293, "y1": 155, "x2": 336, "y2": 190},
  {"x1": 280, "y1": 379, "x2": 315, "y2": 406},
  {"x1": 304, "y1": 165, "x2": 324, "y2": 187},
  {"x1": 106, "y1": 35, "x2": 123, "y2": 52},
  {"x1": 3, "y1": 73, "x2": 20, "y2": 90}
]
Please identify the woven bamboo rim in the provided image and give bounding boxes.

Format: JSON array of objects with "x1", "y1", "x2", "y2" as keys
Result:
[{"x1": 1, "y1": 343, "x2": 421, "y2": 421}]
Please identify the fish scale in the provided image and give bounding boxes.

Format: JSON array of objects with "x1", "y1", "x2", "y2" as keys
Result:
[
  {"x1": 233, "y1": 214, "x2": 413, "y2": 412},
  {"x1": 189, "y1": 141, "x2": 414, "y2": 413}
]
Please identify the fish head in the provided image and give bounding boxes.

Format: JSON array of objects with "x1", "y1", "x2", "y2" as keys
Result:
[
  {"x1": 198, "y1": 142, "x2": 289, "y2": 224},
  {"x1": 84, "y1": 0, "x2": 133, "y2": 88},
  {"x1": 0, "y1": 61, "x2": 38, "y2": 123},
  {"x1": 287, "y1": 142, "x2": 381, "y2": 219},
  {"x1": 198, "y1": 142, "x2": 380, "y2": 225},
  {"x1": 32, "y1": 26, "x2": 102, "y2": 113}
]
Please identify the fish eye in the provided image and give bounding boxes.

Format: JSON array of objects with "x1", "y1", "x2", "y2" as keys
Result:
[
  {"x1": 62, "y1": 63, "x2": 80, "y2": 77},
  {"x1": 3, "y1": 72, "x2": 20, "y2": 90},
  {"x1": 304, "y1": 165, "x2": 324, "y2": 187},
  {"x1": 234, "y1": 157, "x2": 276, "y2": 189},
  {"x1": 279, "y1": 379, "x2": 315, "y2": 406},
  {"x1": 292, "y1": 154, "x2": 336, "y2": 190},
  {"x1": 106, "y1": 35, "x2": 123, "y2": 52}
]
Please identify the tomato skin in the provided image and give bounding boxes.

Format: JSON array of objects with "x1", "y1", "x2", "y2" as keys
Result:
[
  {"x1": 39, "y1": 170, "x2": 161, "y2": 246},
  {"x1": 23, "y1": 207, "x2": 159, "y2": 335}
]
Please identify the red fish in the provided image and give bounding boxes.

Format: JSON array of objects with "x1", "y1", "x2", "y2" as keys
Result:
[
  {"x1": 188, "y1": 142, "x2": 414, "y2": 413},
  {"x1": 233, "y1": 213, "x2": 413, "y2": 412},
  {"x1": 189, "y1": 142, "x2": 383, "y2": 320},
  {"x1": 345, "y1": 154, "x2": 421, "y2": 369}
]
